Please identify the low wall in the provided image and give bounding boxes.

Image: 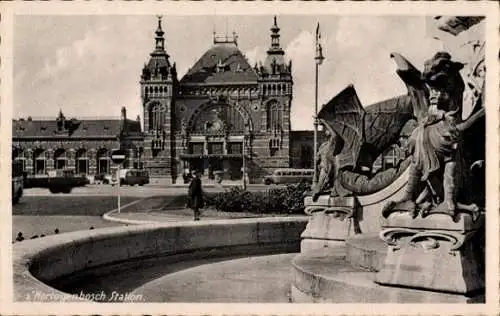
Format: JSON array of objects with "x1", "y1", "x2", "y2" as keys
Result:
[{"x1": 13, "y1": 217, "x2": 307, "y2": 302}]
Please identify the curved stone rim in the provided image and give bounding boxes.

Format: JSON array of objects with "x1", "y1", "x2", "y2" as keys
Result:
[
  {"x1": 13, "y1": 217, "x2": 307, "y2": 302},
  {"x1": 357, "y1": 168, "x2": 409, "y2": 206}
]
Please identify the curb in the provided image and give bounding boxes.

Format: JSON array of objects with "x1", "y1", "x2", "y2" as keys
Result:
[
  {"x1": 102, "y1": 199, "x2": 160, "y2": 225},
  {"x1": 147, "y1": 183, "x2": 244, "y2": 188}
]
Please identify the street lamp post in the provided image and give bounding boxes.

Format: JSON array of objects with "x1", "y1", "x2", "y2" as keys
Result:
[
  {"x1": 242, "y1": 118, "x2": 251, "y2": 190},
  {"x1": 242, "y1": 137, "x2": 247, "y2": 190},
  {"x1": 313, "y1": 22, "x2": 325, "y2": 187}
]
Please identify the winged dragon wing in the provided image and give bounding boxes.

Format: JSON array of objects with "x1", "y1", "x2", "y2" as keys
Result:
[
  {"x1": 390, "y1": 52, "x2": 428, "y2": 123},
  {"x1": 317, "y1": 85, "x2": 365, "y2": 171}
]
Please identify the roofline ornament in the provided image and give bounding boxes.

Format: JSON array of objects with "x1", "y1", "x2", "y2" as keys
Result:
[{"x1": 213, "y1": 31, "x2": 238, "y2": 46}]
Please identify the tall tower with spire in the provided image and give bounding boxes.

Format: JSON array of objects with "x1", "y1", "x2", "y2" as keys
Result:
[
  {"x1": 254, "y1": 16, "x2": 293, "y2": 170},
  {"x1": 140, "y1": 16, "x2": 178, "y2": 178}
]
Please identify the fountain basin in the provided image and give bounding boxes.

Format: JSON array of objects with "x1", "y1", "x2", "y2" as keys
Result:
[{"x1": 13, "y1": 217, "x2": 307, "y2": 302}]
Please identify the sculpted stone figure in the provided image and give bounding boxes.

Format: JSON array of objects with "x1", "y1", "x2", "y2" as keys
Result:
[
  {"x1": 382, "y1": 52, "x2": 483, "y2": 219},
  {"x1": 310, "y1": 52, "x2": 484, "y2": 219},
  {"x1": 310, "y1": 53, "x2": 422, "y2": 199},
  {"x1": 311, "y1": 119, "x2": 349, "y2": 201}
]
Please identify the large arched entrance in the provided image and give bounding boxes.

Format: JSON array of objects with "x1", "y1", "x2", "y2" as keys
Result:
[{"x1": 182, "y1": 100, "x2": 253, "y2": 180}]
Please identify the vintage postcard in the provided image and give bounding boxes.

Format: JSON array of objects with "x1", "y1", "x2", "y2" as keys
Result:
[{"x1": 1, "y1": 1, "x2": 499, "y2": 315}]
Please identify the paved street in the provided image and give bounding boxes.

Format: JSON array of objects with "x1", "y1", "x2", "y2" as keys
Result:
[
  {"x1": 12, "y1": 183, "x2": 279, "y2": 241},
  {"x1": 12, "y1": 195, "x2": 138, "y2": 240},
  {"x1": 23, "y1": 183, "x2": 274, "y2": 197}
]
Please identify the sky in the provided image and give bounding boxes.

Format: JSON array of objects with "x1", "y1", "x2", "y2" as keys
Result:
[{"x1": 13, "y1": 15, "x2": 483, "y2": 130}]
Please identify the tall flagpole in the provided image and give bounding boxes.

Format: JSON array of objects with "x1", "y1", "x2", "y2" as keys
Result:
[
  {"x1": 313, "y1": 22, "x2": 324, "y2": 188},
  {"x1": 313, "y1": 62, "x2": 319, "y2": 187}
]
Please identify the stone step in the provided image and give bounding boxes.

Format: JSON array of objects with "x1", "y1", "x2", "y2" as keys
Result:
[{"x1": 290, "y1": 246, "x2": 484, "y2": 303}]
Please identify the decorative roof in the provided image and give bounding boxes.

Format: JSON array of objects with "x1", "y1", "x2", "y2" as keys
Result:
[
  {"x1": 141, "y1": 16, "x2": 175, "y2": 82},
  {"x1": 180, "y1": 42, "x2": 258, "y2": 85},
  {"x1": 263, "y1": 16, "x2": 287, "y2": 73},
  {"x1": 13, "y1": 118, "x2": 142, "y2": 138}
]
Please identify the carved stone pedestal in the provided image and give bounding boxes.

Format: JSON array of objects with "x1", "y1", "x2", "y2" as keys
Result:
[
  {"x1": 300, "y1": 195, "x2": 360, "y2": 252},
  {"x1": 375, "y1": 212, "x2": 485, "y2": 296}
]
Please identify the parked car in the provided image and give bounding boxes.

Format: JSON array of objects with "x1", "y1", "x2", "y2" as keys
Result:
[
  {"x1": 74, "y1": 174, "x2": 90, "y2": 186},
  {"x1": 24, "y1": 173, "x2": 49, "y2": 189},
  {"x1": 263, "y1": 168, "x2": 314, "y2": 185},
  {"x1": 117, "y1": 169, "x2": 149, "y2": 186},
  {"x1": 47, "y1": 169, "x2": 82, "y2": 193}
]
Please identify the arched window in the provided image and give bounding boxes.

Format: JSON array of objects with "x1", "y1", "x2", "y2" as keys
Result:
[
  {"x1": 75, "y1": 148, "x2": 88, "y2": 175},
  {"x1": 148, "y1": 102, "x2": 165, "y2": 132},
  {"x1": 96, "y1": 148, "x2": 110, "y2": 175},
  {"x1": 266, "y1": 101, "x2": 281, "y2": 131},
  {"x1": 13, "y1": 148, "x2": 26, "y2": 173},
  {"x1": 33, "y1": 148, "x2": 46, "y2": 175},
  {"x1": 191, "y1": 104, "x2": 245, "y2": 135},
  {"x1": 54, "y1": 148, "x2": 67, "y2": 170}
]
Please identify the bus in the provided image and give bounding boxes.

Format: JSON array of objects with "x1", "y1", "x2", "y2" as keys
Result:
[
  {"x1": 12, "y1": 161, "x2": 24, "y2": 204},
  {"x1": 113, "y1": 169, "x2": 150, "y2": 186},
  {"x1": 263, "y1": 168, "x2": 314, "y2": 185}
]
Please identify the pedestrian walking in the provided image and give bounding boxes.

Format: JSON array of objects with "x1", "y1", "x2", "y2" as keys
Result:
[
  {"x1": 187, "y1": 170, "x2": 204, "y2": 221},
  {"x1": 15, "y1": 232, "x2": 24, "y2": 242}
]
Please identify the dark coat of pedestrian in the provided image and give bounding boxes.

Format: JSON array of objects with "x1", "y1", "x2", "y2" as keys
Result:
[
  {"x1": 187, "y1": 170, "x2": 204, "y2": 220},
  {"x1": 15, "y1": 232, "x2": 24, "y2": 242}
]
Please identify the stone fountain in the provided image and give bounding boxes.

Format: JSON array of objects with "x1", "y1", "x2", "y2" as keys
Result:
[{"x1": 292, "y1": 16, "x2": 486, "y2": 303}]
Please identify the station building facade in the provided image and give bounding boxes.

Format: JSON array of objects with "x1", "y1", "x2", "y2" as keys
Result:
[
  {"x1": 12, "y1": 17, "x2": 412, "y2": 183},
  {"x1": 12, "y1": 108, "x2": 143, "y2": 179},
  {"x1": 140, "y1": 17, "x2": 297, "y2": 182}
]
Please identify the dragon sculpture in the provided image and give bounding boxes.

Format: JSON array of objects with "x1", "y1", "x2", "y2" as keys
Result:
[{"x1": 312, "y1": 52, "x2": 485, "y2": 220}]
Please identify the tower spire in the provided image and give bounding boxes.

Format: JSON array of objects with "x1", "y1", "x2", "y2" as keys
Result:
[
  {"x1": 154, "y1": 15, "x2": 165, "y2": 52},
  {"x1": 267, "y1": 16, "x2": 284, "y2": 55},
  {"x1": 263, "y1": 16, "x2": 287, "y2": 74},
  {"x1": 269, "y1": 16, "x2": 282, "y2": 51}
]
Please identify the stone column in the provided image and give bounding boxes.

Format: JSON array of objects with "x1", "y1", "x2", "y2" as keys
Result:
[
  {"x1": 45, "y1": 149, "x2": 54, "y2": 172},
  {"x1": 25, "y1": 149, "x2": 33, "y2": 174},
  {"x1": 223, "y1": 138, "x2": 228, "y2": 155},
  {"x1": 88, "y1": 150, "x2": 97, "y2": 175},
  {"x1": 67, "y1": 149, "x2": 75, "y2": 171},
  {"x1": 128, "y1": 148, "x2": 135, "y2": 169},
  {"x1": 203, "y1": 138, "x2": 208, "y2": 155},
  {"x1": 300, "y1": 196, "x2": 361, "y2": 252}
]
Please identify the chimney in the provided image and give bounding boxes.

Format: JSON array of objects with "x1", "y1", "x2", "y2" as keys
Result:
[
  {"x1": 120, "y1": 106, "x2": 128, "y2": 135},
  {"x1": 121, "y1": 107, "x2": 127, "y2": 120}
]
